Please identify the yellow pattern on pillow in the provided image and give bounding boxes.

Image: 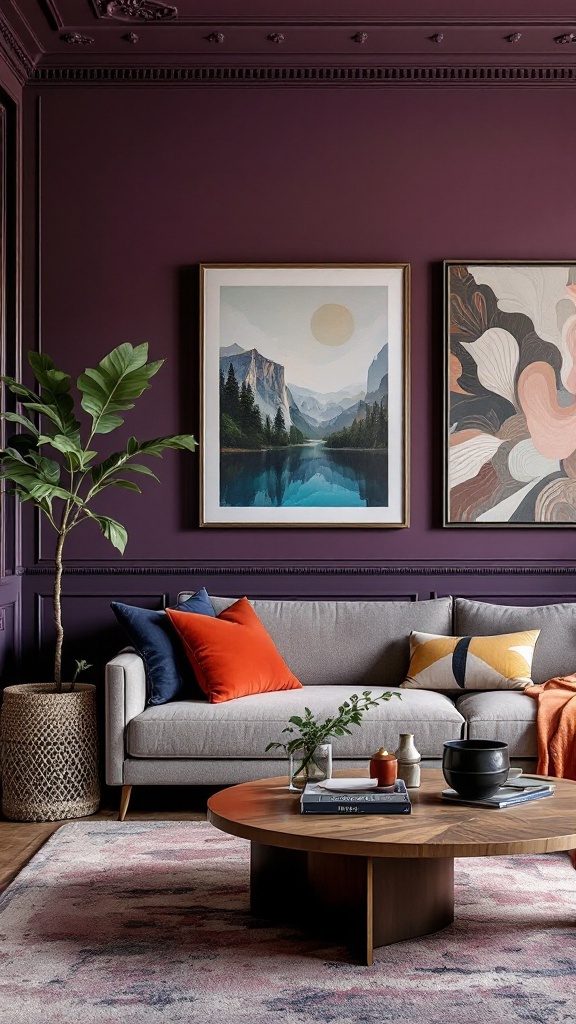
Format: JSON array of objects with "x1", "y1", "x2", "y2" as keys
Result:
[{"x1": 403, "y1": 629, "x2": 540, "y2": 691}]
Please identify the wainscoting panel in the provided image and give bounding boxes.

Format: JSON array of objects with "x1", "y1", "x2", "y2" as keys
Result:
[
  {"x1": 0, "y1": 575, "x2": 20, "y2": 683},
  {"x1": 29, "y1": 589, "x2": 171, "y2": 684}
]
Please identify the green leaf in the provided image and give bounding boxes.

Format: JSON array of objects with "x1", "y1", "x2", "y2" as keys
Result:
[
  {"x1": 85, "y1": 512, "x2": 128, "y2": 553},
  {"x1": 77, "y1": 343, "x2": 164, "y2": 435},
  {"x1": 43, "y1": 434, "x2": 83, "y2": 456},
  {"x1": 0, "y1": 447, "x2": 79, "y2": 507},
  {"x1": 39, "y1": 433, "x2": 95, "y2": 470},
  {"x1": 99, "y1": 478, "x2": 142, "y2": 493},
  {"x1": 27, "y1": 481, "x2": 71, "y2": 502},
  {"x1": 133, "y1": 434, "x2": 197, "y2": 457},
  {"x1": 28, "y1": 352, "x2": 72, "y2": 396},
  {"x1": 0, "y1": 376, "x2": 38, "y2": 401},
  {"x1": 14, "y1": 355, "x2": 82, "y2": 440},
  {"x1": 124, "y1": 463, "x2": 161, "y2": 482},
  {"x1": 90, "y1": 434, "x2": 196, "y2": 488},
  {"x1": 34, "y1": 454, "x2": 61, "y2": 485},
  {"x1": 0, "y1": 464, "x2": 72, "y2": 503},
  {"x1": 1, "y1": 411, "x2": 40, "y2": 435},
  {"x1": 21, "y1": 399, "x2": 79, "y2": 439}
]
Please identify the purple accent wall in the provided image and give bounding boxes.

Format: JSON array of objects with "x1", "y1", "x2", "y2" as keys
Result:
[
  {"x1": 10, "y1": 81, "x2": 576, "y2": 679},
  {"x1": 30, "y1": 85, "x2": 576, "y2": 563}
]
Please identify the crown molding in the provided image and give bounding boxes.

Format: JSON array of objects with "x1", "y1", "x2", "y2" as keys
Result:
[
  {"x1": 0, "y1": 14, "x2": 36, "y2": 84},
  {"x1": 27, "y1": 63, "x2": 576, "y2": 85}
]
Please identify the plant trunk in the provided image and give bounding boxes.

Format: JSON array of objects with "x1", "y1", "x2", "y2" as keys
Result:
[{"x1": 53, "y1": 531, "x2": 65, "y2": 691}]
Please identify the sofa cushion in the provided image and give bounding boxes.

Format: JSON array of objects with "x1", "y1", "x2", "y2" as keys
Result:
[
  {"x1": 166, "y1": 597, "x2": 303, "y2": 703},
  {"x1": 454, "y1": 598, "x2": 576, "y2": 685},
  {"x1": 111, "y1": 588, "x2": 215, "y2": 706},
  {"x1": 178, "y1": 595, "x2": 454, "y2": 689},
  {"x1": 126, "y1": 685, "x2": 465, "y2": 760},
  {"x1": 455, "y1": 691, "x2": 537, "y2": 758},
  {"x1": 403, "y1": 629, "x2": 539, "y2": 691}
]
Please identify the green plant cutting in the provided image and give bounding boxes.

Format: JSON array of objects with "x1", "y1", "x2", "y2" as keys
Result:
[
  {"x1": 0, "y1": 343, "x2": 197, "y2": 691},
  {"x1": 265, "y1": 689, "x2": 402, "y2": 777}
]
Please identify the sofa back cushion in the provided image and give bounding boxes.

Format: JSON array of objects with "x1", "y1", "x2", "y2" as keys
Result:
[
  {"x1": 454, "y1": 598, "x2": 576, "y2": 685},
  {"x1": 178, "y1": 595, "x2": 453, "y2": 688}
]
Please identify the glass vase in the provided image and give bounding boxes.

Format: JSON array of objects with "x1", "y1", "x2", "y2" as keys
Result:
[{"x1": 288, "y1": 743, "x2": 332, "y2": 792}]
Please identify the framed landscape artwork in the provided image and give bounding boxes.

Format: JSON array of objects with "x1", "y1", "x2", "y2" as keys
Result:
[
  {"x1": 200, "y1": 264, "x2": 409, "y2": 527},
  {"x1": 445, "y1": 260, "x2": 576, "y2": 525}
]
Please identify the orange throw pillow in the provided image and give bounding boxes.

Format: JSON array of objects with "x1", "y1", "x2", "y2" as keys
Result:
[{"x1": 165, "y1": 597, "x2": 303, "y2": 703}]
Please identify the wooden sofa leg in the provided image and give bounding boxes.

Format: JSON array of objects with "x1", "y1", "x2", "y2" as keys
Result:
[{"x1": 118, "y1": 785, "x2": 132, "y2": 821}]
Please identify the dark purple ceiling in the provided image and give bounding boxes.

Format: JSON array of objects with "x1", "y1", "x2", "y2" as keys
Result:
[{"x1": 1, "y1": 1, "x2": 575, "y2": 76}]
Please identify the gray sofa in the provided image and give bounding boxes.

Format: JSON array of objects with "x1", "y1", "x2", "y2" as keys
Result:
[{"x1": 105, "y1": 594, "x2": 576, "y2": 818}]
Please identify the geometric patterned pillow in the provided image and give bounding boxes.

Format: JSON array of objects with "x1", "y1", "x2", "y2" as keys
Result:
[{"x1": 402, "y1": 629, "x2": 540, "y2": 691}]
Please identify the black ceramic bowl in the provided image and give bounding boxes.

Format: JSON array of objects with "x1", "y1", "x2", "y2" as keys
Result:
[{"x1": 442, "y1": 740, "x2": 510, "y2": 799}]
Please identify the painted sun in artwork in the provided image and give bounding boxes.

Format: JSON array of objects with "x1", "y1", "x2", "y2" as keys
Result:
[{"x1": 310, "y1": 303, "x2": 355, "y2": 346}]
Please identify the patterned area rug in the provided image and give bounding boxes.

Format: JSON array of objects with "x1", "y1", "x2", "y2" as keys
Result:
[{"x1": 0, "y1": 821, "x2": 575, "y2": 1024}]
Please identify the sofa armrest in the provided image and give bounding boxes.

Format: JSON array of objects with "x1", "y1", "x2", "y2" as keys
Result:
[{"x1": 105, "y1": 650, "x2": 146, "y2": 786}]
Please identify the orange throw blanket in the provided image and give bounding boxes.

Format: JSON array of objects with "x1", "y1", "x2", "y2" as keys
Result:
[{"x1": 526, "y1": 675, "x2": 576, "y2": 868}]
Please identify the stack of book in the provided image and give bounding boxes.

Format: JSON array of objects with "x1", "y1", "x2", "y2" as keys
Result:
[
  {"x1": 441, "y1": 776, "x2": 555, "y2": 809},
  {"x1": 301, "y1": 778, "x2": 412, "y2": 815}
]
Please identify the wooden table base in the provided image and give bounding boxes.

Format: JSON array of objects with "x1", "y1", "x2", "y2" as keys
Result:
[{"x1": 250, "y1": 841, "x2": 454, "y2": 965}]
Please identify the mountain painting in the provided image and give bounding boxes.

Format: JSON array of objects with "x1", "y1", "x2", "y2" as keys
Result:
[{"x1": 200, "y1": 265, "x2": 409, "y2": 527}]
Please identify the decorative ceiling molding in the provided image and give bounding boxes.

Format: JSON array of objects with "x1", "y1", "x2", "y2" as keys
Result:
[
  {"x1": 2, "y1": 4, "x2": 576, "y2": 85},
  {"x1": 29, "y1": 65, "x2": 576, "y2": 85},
  {"x1": 0, "y1": 13, "x2": 35, "y2": 81},
  {"x1": 60, "y1": 32, "x2": 94, "y2": 45},
  {"x1": 100, "y1": 0, "x2": 178, "y2": 21}
]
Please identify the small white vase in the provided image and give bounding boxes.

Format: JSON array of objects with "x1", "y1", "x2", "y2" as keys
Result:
[{"x1": 394, "y1": 732, "x2": 421, "y2": 788}]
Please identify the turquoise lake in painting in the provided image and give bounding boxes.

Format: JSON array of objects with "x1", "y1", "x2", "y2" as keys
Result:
[{"x1": 220, "y1": 442, "x2": 388, "y2": 508}]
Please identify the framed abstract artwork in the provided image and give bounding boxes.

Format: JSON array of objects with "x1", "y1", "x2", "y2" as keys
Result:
[
  {"x1": 200, "y1": 264, "x2": 410, "y2": 527},
  {"x1": 445, "y1": 260, "x2": 576, "y2": 525}
]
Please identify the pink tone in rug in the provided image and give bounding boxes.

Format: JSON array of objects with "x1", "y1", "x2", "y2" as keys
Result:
[{"x1": 0, "y1": 821, "x2": 575, "y2": 1024}]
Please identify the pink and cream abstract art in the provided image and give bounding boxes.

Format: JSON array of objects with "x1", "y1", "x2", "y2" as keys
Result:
[{"x1": 446, "y1": 261, "x2": 576, "y2": 524}]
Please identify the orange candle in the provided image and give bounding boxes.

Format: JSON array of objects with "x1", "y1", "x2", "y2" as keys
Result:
[{"x1": 369, "y1": 748, "x2": 398, "y2": 787}]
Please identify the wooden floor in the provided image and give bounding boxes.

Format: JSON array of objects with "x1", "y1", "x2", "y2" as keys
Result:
[{"x1": 0, "y1": 786, "x2": 212, "y2": 891}]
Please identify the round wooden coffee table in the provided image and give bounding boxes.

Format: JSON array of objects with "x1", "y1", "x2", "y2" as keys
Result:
[{"x1": 207, "y1": 768, "x2": 576, "y2": 964}]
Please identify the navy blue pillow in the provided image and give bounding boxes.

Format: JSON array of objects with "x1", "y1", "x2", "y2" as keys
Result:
[{"x1": 111, "y1": 588, "x2": 216, "y2": 705}]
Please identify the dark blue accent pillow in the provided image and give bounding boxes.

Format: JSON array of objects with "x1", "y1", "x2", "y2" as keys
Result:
[{"x1": 111, "y1": 588, "x2": 216, "y2": 705}]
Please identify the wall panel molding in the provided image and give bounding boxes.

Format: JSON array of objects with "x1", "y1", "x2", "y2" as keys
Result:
[{"x1": 21, "y1": 562, "x2": 576, "y2": 576}]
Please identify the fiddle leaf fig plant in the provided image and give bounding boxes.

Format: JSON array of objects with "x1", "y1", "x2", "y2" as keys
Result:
[{"x1": 0, "y1": 343, "x2": 197, "y2": 691}]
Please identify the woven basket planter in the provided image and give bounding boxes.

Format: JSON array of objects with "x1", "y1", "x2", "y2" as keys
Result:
[{"x1": 0, "y1": 683, "x2": 100, "y2": 822}]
